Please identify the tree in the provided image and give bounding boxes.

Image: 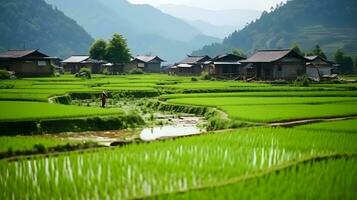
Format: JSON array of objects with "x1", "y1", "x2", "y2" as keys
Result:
[
  {"x1": 106, "y1": 33, "x2": 131, "y2": 64},
  {"x1": 334, "y1": 48, "x2": 354, "y2": 74},
  {"x1": 89, "y1": 39, "x2": 107, "y2": 60},
  {"x1": 292, "y1": 42, "x2": 304, "y2": 56},
  {"x1": 342, "y1": 56, "x2": 354, "y2": 74},
  {"x1": 355, "y1": 58, "x2": 357, "y2": 74},
  {"x1": 334, "y1": 48, "x2": 344, "y2": 64},
  {"x1": 232, "y1": 48, "x2": 247, "y2": 58},
  {"x1": 311, "y1": 44, "x2": 327, "y2": 59}
]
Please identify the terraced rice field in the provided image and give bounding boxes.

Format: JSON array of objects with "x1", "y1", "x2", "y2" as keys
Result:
[
  {"x1": 1, "y1": 127, "x2": 356, "y2": 199},
  {"x1": 0, "y1": 101, "x2": 123, "y2": 121},
  {"x1": 0, "y1": 74, "x2": 357, "y2": 199}
]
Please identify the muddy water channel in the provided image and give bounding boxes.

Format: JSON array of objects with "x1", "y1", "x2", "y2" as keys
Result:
[{"x1": 55, "y1": 98, "x2": 206, "y2": 145}]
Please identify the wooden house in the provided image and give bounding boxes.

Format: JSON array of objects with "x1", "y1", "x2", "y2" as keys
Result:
[
  {"x1": 0, "y1": 49, "x2": 57, "y2": 77},
  {"x1": 171, "y1": 55, "x2": 211, "y2": 76},
  {"x1": 61, "y1": 55, "x2": 106, "y2": 74},
  {"x1": 127, "y1": 55, "x2": 165, "y2": 73},
  {"x1": 207, "y1": 54, "x2": 246, "y2": 79},
  {"x1": 240, "y1": 49, "x2": 308, "y2": 80},
  {"x1": 305, "y1": 55, "x2": 336, "y2": 80}
]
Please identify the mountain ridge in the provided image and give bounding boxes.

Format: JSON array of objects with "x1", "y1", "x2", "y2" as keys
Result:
[
  {"x1": 193, "y1": 0, "x2": 357, "y2": 58},
  {"x1": 0, "y1": 0, "x2": 93, "y2": 58}
]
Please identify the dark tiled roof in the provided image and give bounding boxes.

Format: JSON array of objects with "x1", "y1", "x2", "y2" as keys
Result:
[
  {"x1": 178, "y1": 55, "x2": 211, "y2": 64},
  {"x1": 305, "y1": 55, "x2": 335, "y2": 64},
  {"x1": 241, "y1": 49, "x2": 303, "y2": 63},
  {"x1": 0, "y1": 49, "x2": 48, "y2": 58},
  {"x1": 134, "y1": 55, "x2": 165, "y2": 63},
  {"x1": 211, "y1": 54, "x2": 245, "y2": 62}
]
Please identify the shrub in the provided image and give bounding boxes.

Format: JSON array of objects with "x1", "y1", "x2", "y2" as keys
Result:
[
  {"x1": 75, "y1": 67, "x2": 91, "y2": 79},
  {"x1": 200, "y1": 71, "x2": 212, "y2": 80},
  {"x1": 33, "y1": 144, "x2": 47, "y2": 153},
  {"x1": 191, "y1": 77, "x2": 198, "y2": 82},
  {"x1": 0, "y1": 70, "x2": 10, "y2": 80},
  {"x1": 128, "y1": 68, "x2": 144, "y2": 74},
  {"x1": 102, "y1": 67, "x2": 110, "y2": 75},
  {"x1": 294, "y1": 75, "x2": 309, "y2": 87}
]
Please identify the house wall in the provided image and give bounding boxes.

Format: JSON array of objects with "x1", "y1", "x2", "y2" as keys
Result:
[
  {"x1": 0, "y1": 60, "x2": 52, "y2": 77},
  {"x1": 257, "y1": 62, "x2": 305, "y2": 80},
  {"x1": 307, "y1": 67, "x2": 320, "y2": 80},
  {"x1": 145, "y1": 63, "x2": 160, "y2": 73}
]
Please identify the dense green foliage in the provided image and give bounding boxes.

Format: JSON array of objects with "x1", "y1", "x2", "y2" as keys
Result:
[
  {"x1": 194, "y1": 0, "x2": 357, "y2": 58},
  {"x1": 89, "y1": 39, "x2": 107, "y2": 60},
  {"x1": 0, "y1": 0, "x2": 93, "y2": 58},
  {"x1": 105, "y1": 34, "x2": 131, "y2": 64},
  {"x1": 334, "y1": 48, "x2": 355, "y2": 74},
  {"x1": 0, "y1": 70, "x2": 10, "y2": 80}
]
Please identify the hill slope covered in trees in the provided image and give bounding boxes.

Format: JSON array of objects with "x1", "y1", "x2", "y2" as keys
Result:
[
  {"x1": 46, "y1": 0, "x2": 220, "y2": 62},
  {"x1": 194, "y1": 0, "x2": 357, "y2": 58},
  {"x1": 0, "y1": 0, "x2": 93, "y2": 58}
]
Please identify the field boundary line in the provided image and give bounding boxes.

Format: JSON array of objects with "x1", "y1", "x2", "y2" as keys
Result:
[
  {"x1": 270, "y1": 115, "x2": 357, "y2": 127},
  {"x1": 131, "y1": 153, "x2": 357, "y2": 200}
]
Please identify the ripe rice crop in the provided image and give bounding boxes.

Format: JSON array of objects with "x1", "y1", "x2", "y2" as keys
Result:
[{"x1": 0, "y1": 127, "x2": 356, "y2": 199}]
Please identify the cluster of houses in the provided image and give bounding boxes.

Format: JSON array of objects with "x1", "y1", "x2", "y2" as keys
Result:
[
  {"x1": 0, "y1": 48, "x2": 337, "y2": 81},
  {"x1": 169, "y1": 49, "x2": 337, "y2": 81}
]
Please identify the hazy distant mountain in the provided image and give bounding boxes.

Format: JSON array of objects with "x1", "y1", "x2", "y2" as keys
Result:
[
  {"x1": 46, "y1": 0, "x2": 220, "y2": 62},
  {"x1": 0, "y1": 0, "x2": 93, "y2": 58},
  {"x1": 184, "y1": 20, "x2": 237, "y2": 39},
  {"x1": 193, "y1": 0, "x2": 357, "y2": 58},
  {"x1": 157, "y1": 4, "x2": 262, "y2": 29}
]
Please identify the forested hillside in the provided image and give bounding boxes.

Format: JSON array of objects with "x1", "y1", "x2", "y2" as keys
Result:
[
  {"x1": 46, "y1": 0, "x2": 220, "y2": 62},
  {"x1": 0, "y1": 0, "x2": 93, "y2": 58},
  {"x1": 194, "y1": 0, "x2": 357, "y2": 58}
]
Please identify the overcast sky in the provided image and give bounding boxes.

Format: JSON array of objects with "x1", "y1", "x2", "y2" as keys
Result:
[{"x1": 128, "y1": 0, "x2": 287, "y2": 11}]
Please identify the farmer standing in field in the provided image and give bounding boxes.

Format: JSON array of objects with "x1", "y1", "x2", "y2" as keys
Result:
[{"x1": 101, "y1": 91, "x2": 108, "y2": 108}]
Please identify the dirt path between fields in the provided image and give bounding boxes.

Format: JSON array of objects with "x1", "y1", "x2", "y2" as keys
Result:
[{"x1": 269, "y1": 115, "x2": 357, "y2": 127}]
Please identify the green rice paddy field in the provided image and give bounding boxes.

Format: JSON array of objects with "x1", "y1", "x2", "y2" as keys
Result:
[{"x1": 0, "y1": 74, "x2": 357, "y2": 199}]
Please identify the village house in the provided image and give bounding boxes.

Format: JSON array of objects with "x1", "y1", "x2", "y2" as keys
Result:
[
  {"x1": 0, "y1": 49, "x2": 58, "y2": 77},
  {"x1": 126, "y1": 55, "x2": 165, "y2": 73},
  {"x1": 305, "y1": 55, "x2": 337, "y2": 81},
  {"x1": 61, "y1": 55, "x2": 106, "y2": 74},
  {"x1": 207, "y1": 54, "x2": 247, "y2": 79},
  {"x1": 170, "y1": 55, "x2": 211, "y2": 75},
  {"x1": 240, "y1": 49, "x2": 308, "y2": 80}
]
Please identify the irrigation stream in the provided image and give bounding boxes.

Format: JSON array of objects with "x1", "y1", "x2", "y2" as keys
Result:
[{"x1": 55, "y1": 114, "x2": 205, "y2": 146}]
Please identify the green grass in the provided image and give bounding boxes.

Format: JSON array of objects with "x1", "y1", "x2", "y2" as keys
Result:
[
  {"x1": 221, "y1": 103, "x2": 357, "y2": 122},
  {"x1": 297, "y1": 119, "x2": 357, "y2": 133},
  {"x1": 0, "y1": 136, "x2": 79, "y2": 153},
  {"x1": 160, "y1": 91, "x2": 357, "y2": 100},
  {"x1": 0, "y1": 101, "x2": 123, "y2": 121},
  {"x1": 167, "y1": 97, "x2": 357, "y2": 106},
  {"x1": 152, "y1": 157, "x2": 357, "y2": 200},
  {"x1": 0, "y1": 127, "x2": 356, "y2": 199}
]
